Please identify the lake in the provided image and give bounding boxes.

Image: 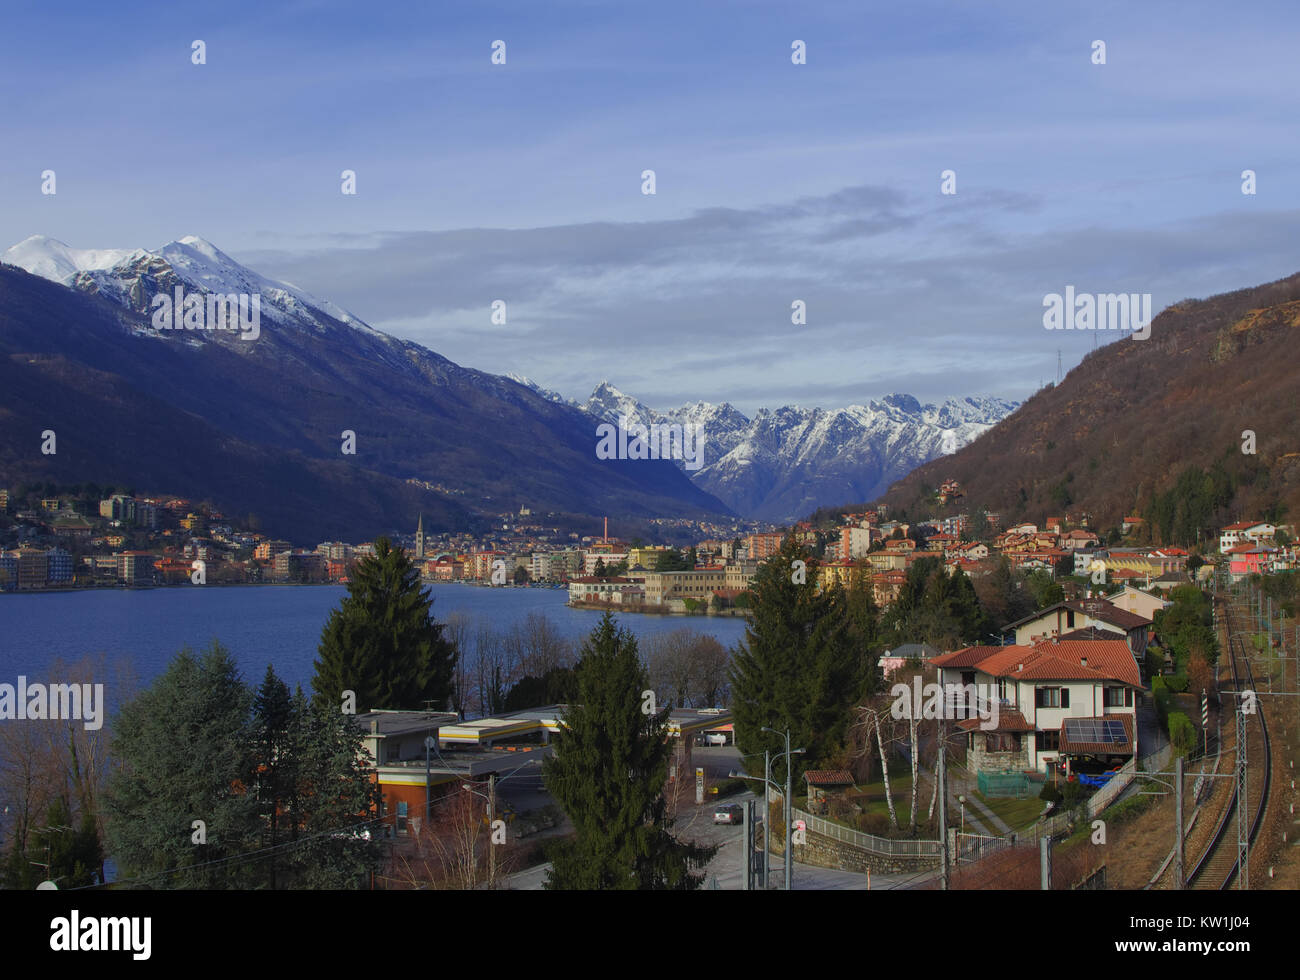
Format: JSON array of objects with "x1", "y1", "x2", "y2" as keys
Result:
[{"x1": 0, "y1": 584, "x2": 752, "y2": 709}]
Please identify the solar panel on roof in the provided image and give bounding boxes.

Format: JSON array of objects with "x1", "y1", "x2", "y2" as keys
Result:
[{"x1": 1064, "y1": 718, "x2": 1127, "y2": 744}]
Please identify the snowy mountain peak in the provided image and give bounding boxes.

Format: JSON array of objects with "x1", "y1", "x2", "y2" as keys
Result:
[
  {"x1": 2, "y1": 234, "x2": 371, "y2": 336},
  {"x1": 2, "y1": 235, "x2": 147, "y2": 285}
]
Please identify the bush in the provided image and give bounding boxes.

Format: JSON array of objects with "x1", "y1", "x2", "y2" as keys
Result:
[
  {"x1": 1168, "y1": 711, "x2": 1196, "y2": 753},
  {"x1": 1039, "y1": 782, "x2": 1062, "y2": 803},
  {"x1": 1060, "y1": 780, "x2": 1088, "y2": 808},
  {"x1": 855, "y1": 813, "x2": 891, "y2": 836},
  {"x1": 1164, "y1": 671, "x2": 1189, "y2": 694}
]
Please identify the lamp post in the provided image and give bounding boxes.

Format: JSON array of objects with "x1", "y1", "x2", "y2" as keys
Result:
[
  {"x1": 957, "y1": 794, "x2": 966, "y2": 864},
  {"x1": 732, "y1": 734, "x2": 805, "y2": 891},
  {"x1": 762, "y1": 726, "x2": 805, "y2": 891}
]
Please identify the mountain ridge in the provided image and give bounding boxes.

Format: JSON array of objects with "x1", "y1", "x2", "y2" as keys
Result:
[
  {"x1": 510, "y1": 375, "x2": 1018, "y2": 521},
  {"x1": 873, "y1": 270, "x2": 1300, "y2": 543},
  {"x1": 0, "y1": 237, "x2": 732, "y2": 542}
]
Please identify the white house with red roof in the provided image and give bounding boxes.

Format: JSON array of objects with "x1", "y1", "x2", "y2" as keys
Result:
[
  {"x1": 930, "y1": 638, "x2": 1143, "y2": 778},
  {"x1": 1004, "y1": 598, "x2": 1151, "y2": 662},
  {"x1": 1219, "y1": 521, "x2": 1276, "y2": 554}
]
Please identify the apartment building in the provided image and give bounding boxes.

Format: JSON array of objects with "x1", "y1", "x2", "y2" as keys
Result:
[{"x1": 639, "y1": 568, "x2": 728, "y2": 605}]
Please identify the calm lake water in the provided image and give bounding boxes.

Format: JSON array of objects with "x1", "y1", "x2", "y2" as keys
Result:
[{"x1": 0, "y1": 584, "x2": 751, "y2": 708}]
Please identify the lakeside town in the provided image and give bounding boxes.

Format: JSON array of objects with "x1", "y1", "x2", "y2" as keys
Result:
[
  {"x1": 7, "y1": 470, "x2": 1298, "y2": 897},
  {"x1": 2, "y1": 481, "x2": 1293, "y2": 605}
]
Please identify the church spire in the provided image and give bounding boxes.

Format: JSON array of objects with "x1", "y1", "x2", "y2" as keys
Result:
[{"x1": 415, "y1": 513, "x2": 425, "y2": 560}]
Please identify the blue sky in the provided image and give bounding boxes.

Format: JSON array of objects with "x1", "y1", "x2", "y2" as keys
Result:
[{"x1": 3, "y1": 0, "x2": 1298, "y2": 414}]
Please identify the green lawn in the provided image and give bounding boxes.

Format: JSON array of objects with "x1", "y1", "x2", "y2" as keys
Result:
[
  {"x1": 821, "y1": 777, "x2": 931, "y2": 829},
  {"x1": 971, "y1": 792, "x2": 1045, "y2": 831}
]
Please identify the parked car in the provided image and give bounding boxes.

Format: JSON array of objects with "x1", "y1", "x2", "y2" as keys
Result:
[
  {"x1": 706, "y1": 732, "x2": 729, "y2": 746},
  {"x1": 713, "y1": 804, "x2": 743, "y2": 825}
]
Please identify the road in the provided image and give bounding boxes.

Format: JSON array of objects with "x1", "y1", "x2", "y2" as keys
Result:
[{"x1": 500, "y1": 743, "x2": 936, "y2": 890}]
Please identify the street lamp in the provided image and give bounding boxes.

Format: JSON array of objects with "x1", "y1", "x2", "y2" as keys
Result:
[
  {"x1": 957, "y1": 794, "x2": 966, "y2": 862},
  {"x1": 762, "y1": 726, "x2": 806, "y2": 891}
]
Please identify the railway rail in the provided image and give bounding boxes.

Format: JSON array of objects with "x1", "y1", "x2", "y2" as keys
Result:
[{"x1": 1185, "y1": 592, "x2": 1271, "y2": 889}]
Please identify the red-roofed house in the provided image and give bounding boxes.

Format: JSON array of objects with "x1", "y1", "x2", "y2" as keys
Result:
[
  {"x1": 1004, "y1": 599, "x2": 1150, "y2": 662},
  {"x1": 1219, "y1": 521, "x2": 1276, "y2": 554},
  {"x1": 1227, "y1": 545, "x2": 1274, "y2": 581},
  {"x1": 931, "y1": 638, "x2": 1143, "y2": 778}
]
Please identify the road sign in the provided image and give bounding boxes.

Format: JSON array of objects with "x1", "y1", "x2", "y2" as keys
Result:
[{"x1": 695, "y1": 767, "x2": 704, "y2": 804}]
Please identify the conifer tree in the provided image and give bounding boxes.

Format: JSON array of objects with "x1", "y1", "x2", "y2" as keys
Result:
[
  {"x1": 252, "y1": 665, "x2": 294, "y2": 888},
  {"x1": 728, "y1": 535, "x2": 871, "y2": 781},
  {"x1": 543, "y1": 613, "x2": 715, "y2": 889},
  {"x1": 313, "y1": 537, "x2": 457, "y2": 712},
  {"x1": 104, "y1": 642, "x2": 262, "y2": 889},
  {"x1": 279, "y1": 688, "x2": 385, "y2": 889}
]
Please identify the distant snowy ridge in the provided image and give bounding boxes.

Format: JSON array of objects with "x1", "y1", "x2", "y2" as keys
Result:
[{"x1": 512, "y1": 377, "x2": 1019, "y2": 520}]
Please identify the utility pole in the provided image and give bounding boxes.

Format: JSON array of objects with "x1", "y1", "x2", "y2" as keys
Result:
[
  {"x1": 1174, "y1": 755, "x2": 1184, "y2": 889},
  {"x1": 763, "y1": 749, "x2": 771, "y2": 890},
  {"x1": 1235, "y1": 693, "x2": 1248, "y2": 890},
  {"x1": 784, "y1": 741, "x2": 794, "y2": 892},
  {"x1": 424, "y1": 735, "x2": 435, "y2": 828},
  {"x1": 488, "y1": 773, "x2": 497, "y2": 888},
  {"x1": 1040, "y1": 836, "x2": 1052, "y2": 890},
  {"x1": 937, "y1": 745, "x2": 948, "y2": 890},
  {"x1": 748, "y1": 795, "x2": 759, "y2": 889}
]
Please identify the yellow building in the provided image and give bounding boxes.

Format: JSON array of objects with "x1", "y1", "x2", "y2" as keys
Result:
[{"x1": 628, "y1": 545, "x2": 671, "y2": 569}]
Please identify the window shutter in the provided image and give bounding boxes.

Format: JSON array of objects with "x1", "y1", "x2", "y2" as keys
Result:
[{"x1": 1061, "y1": 687, "x2": 1070, "y2": 708}]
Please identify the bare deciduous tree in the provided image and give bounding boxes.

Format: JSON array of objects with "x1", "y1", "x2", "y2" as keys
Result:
[
  {"x1": 444, "y1": 612, "x2": 472, "y2": 717},
  {"x1": 853, "y1": 703, "x2": 901, "y2": 831}
]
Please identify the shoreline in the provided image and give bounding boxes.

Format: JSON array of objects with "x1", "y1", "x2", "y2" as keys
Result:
[
  {"x1": 565, "y1": 599, "x2": 749, "y2": 618},
  {"x1": 0, "y1": 579, "x2": 573, "y2": 597}
]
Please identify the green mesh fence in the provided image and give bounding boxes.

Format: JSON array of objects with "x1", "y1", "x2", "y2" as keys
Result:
[{"x1": 978, "y1": 770, "x2": 1030, "y2": 798}]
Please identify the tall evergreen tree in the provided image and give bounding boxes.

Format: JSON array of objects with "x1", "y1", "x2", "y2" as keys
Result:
[
  {"x1": 313, "y1": 537, "x2": 457, "y2": 712},
  {"x1": 883, "y1": 555, "x2": 990, "y2": 648},
  {"x1": 279, "y1": 688, "x2": 385, "y2": 889},
  {"x1": 543, "y1": 613, "x2": 715, "y2": 889},
  {"x1": 104, "y1": 642, "x2": 262, "y2": 889},
  {"x1": 728, "y1": 536, "x2": 870, "y2": 784},
  {"x1": 252, "y1": 665, "x2": 294, "y2": 888}
]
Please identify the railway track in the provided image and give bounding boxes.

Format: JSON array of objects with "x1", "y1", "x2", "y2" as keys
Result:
[{"x1": 1185, "y1": 592, "x2": 1271, "y2": 889}]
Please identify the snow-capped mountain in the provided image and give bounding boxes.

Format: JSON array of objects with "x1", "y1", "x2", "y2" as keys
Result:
[
  {"x1": 5, "y1": 234, "x2": 373, "y2": 339},
  {"x1": 0, "y1": 236, "x2": 730, "y2": 540},
  {"x1": 1, "y1": 236, "x2": 146, "y2": 283},
  {"x1": 513, "y1": 378, "x2": 1019, "y2": 521},
  {"x1": 2, "y1": 233, "x2": 1012, "y2": 528}
]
